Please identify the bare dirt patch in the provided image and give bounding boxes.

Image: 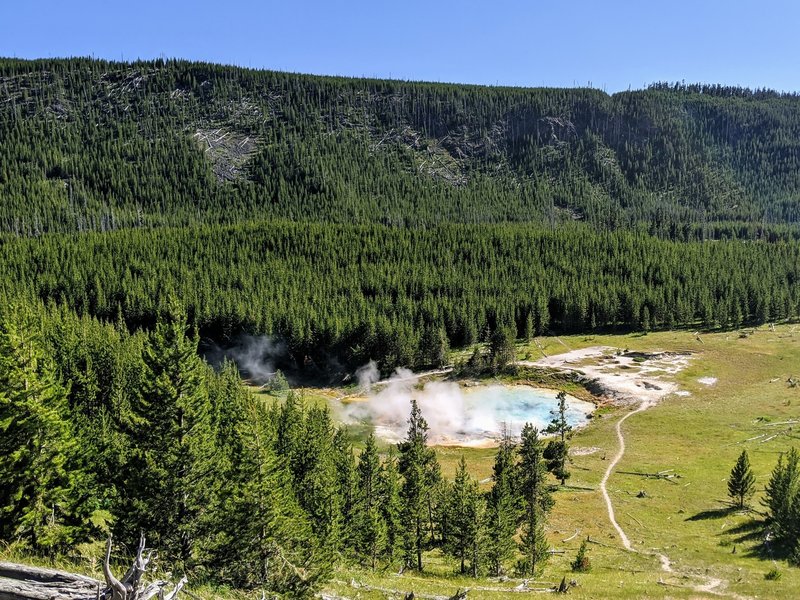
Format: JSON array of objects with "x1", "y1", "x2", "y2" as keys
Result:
[
  {"x1": 570, "y1": 446, "x2": 602, "y2": 456},
  {"x1": 520, "y1": 346, "x2": 691, "y2": 405}
]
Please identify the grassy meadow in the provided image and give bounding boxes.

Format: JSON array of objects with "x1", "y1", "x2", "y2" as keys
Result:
[
  {"x1": 326, "y1": 326, "x2": 800, "y2": 599},
  {"x1": 5, "y1": 326, "x2": 798, "y2": 599}
]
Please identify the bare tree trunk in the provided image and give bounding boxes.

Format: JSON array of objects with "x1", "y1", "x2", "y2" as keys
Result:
[{"x1": 0, "y1": 537, "x2": 186, "y2": 600}]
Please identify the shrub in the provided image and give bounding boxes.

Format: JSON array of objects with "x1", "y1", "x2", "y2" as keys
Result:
[{"x1": 571, "y1": 540, "x2": 591, "y2": 572}]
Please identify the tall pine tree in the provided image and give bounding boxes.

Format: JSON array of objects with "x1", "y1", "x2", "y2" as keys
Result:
[
  {"x1": 398, "y1": 399, "x2": 440, "y2": 571},
  {"x1": 764, "y1": 448, "x2": 799, "y2": 548},
  {"x1": 127, "y1": 301, "x2": 216, "y2": 566},
  {"x1": 517, "y1": 424, "x2": 552, "y2": 576},
  {"x1": 378, "y1": 447, "x2": 404, "y2": 564},
  {"x1": 212, "y1": 393, "x2": 323, "y2": 597},
  {"x1": 0, "y1": 306, "x2": 81, "y2": 553},
  {"x1": 544, "y1": 391, "x2": 572, "y2": 486},
  {"x1": 486, "y1": 427, "x2": 519, "y2": 576},
  {"x1": 728, "y1": 449, "x2": 756, "y2": 509},
  {"x1": 445, "y1": 456, "x2": 483, "y2": 576},
  {"x1": 354, "y1": 433, "x2": 387, "y2": 568}
]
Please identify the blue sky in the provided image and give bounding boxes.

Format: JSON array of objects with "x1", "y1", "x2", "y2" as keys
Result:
[{"x1": 2, "y1": 0, "x2": 799, "y2": 92}]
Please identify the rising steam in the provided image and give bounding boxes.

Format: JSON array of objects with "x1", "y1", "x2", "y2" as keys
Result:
[
  {"x1": 340, "y1": 365, "x2": 593, "y2": 446},
  {"x1": 204, "y1": 335, "x2": 287, "y2": 384},
  {"x1": 355, "y1": 360, "x2": 380, "y2": 390}
]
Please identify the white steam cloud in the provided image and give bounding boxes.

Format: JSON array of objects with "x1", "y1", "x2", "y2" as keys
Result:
[
  {"x1": 355, "y1": 360, "x2": 380, "y2": 391},
  {"x1": 340, "y1": 364, "x2": 593, "y2": 446},
  {"x1": 205, "y1": 335, "x2": 287, "y2": 384}
]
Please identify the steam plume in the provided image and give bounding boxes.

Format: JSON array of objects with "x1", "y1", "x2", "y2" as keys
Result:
[
  {"x1": 205, "y1": 335, "x2": 287, "y2": 384},
  {"x1": 340, "y1": 365, "x2": 592, "y2": 446},
  {"x1": 355, "y1": 360, "x2": 380, "y2": 391}
]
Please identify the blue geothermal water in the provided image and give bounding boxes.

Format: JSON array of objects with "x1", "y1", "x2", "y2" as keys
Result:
[
  {"x1": 458, "y1": 385, "x2": 593, "y2": 439},
  {"x1": 344, "y1": 378, "x2": 594, "y2": 445}
]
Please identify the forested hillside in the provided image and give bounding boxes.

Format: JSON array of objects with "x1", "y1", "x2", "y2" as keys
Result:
[
  {"x1": 3, "y1": 57, "x2": 800, "y2": 371},
  {"x1": 5, "y1": 57, "x2": 800, "y2": 598},
  {"x1": 3, "y1": 58, "x2": 800, "y2": 236}
]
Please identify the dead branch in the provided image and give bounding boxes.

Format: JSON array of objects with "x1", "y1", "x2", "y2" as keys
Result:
[
  {"x1": 0, "y1": 536, "x2": 187, "y2": 600},
  {"x1": 625, "y1": 512, "x2": 644, "y2": 527},
  {"x1": 103, "y1": 536, "x2": 127, "y2": 600},
  {"x1": 561, "y1": 529, "x2": 580, "y2": 543}
]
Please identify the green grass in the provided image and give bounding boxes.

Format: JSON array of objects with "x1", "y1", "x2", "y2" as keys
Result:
[
  {"x1": 331, "y1": 326, "x2": 800, "y2": 598},
  {"x1": 6, "y1": 326, "x2": 799, "y2": 598}
]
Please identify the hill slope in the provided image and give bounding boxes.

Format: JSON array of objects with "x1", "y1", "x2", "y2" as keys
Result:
[{"x1": 3, "y1": 58, "x2": 800, "y2": 237}]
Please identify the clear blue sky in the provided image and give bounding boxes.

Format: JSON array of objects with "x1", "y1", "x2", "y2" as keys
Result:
[{"x1": 2, "y1": 0, "x2": 799, "y2": 92}]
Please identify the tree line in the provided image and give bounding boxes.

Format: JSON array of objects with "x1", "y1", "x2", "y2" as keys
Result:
[
  {"x1": 1, "y1": 221, "x2": 798, "y2": 373},
  {"x1": 0, "y1": 301, "x2": 582, "y2": 597}
]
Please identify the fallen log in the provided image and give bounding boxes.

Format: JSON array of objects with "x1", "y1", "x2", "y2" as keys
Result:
[
  {"x1": 0, "y1": 536, "x2": 185, "y2": 600},
  {"x1": 617, "y1": 470, "x2": 681, "y2": 483},
  {"x1": 0, "y1": 562, "x2": 100, "y2": 600}
]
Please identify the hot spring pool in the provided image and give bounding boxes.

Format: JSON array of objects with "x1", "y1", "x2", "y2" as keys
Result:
[
  {"x1": 342, "y1": 378, "x2": 594, "y2": 446},
  {"x1": 459, "y1": 385, "x2": 593, "y2": 442}
]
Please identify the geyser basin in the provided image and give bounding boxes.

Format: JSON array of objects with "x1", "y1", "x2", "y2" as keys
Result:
[
  {"x1": 460, "y1": 385, "x2": 593, "y2": 442},
  {"x1": 339, "y1": 377, "x2": 594, "y2": 447}
]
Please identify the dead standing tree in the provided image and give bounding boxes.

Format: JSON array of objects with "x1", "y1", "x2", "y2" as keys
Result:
[
  {"x1": 101, "y1": 534, "x2": 186, "y2": 600},
  {"x1": 0, "y1": 535, "x2": 186, "y2": 600}
]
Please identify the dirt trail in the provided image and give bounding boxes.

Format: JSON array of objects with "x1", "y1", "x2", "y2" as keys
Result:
[
  {"x1": 599, "y1": 399, "x2": 675, "y2": 573},
  {"x1": 603, "y1": 401, "x2": 755, "y2": 599},
  {"x1": 537, "y1": 346, "x2": 750, "y2": 599},
  {"x1": 599, "y1": 399, "x2": 654, "y2": 552}
]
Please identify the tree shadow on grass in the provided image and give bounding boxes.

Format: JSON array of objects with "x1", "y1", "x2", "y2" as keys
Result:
[
  {"x1": 684, "y1": 506, "x2": 738, "y2": 521},
  {"x1": 726, "y1": 518, "x2": 764, "y2": 541},
  {"x1": 686, "y1": 508, "x2": 779, "y2": 559},
  {"x1": 725, "y1": 519, "x2": 775, "y2": 558}
]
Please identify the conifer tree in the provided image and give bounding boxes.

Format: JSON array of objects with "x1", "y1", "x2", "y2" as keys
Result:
[
  {"x1": 276, "y1": 391, "x2": 303, "y2": 460},
  {"x1": 398, "y1": 399, "x2": 440, "y2": 571},
  {"x1": 445, "y1": 456, "x2": 482, "y2": 575},
  {"x1": 378, "y1": 447, "x2": 404, "y2": 563},
  {"x1": 523, "y1": 312, "x2": 534, "y2": 342},
  {"x1": 544, "y1": 392, "x2": 572, "y2": 486},
  {"x1": 332, "y1": 428, "x2": 358, "y2": 550},
  {"x1": 517, "y1": 424, "x2": 552, "y2": 576},
  {"x1": 127, "y1": 301, "x2": 216, "y2": 565},
  {"x1": 214, "y1": 394, "x2": 323, "y2": 596},
  {"x1": 728, "y1": 449, "x2": 756, "y2": 509},
  {"x1": 764, "y1": 448, "x2": 799, "y2": 545},
  {"x1": 519, "y1": 424, "x2": 553, "y2": 514},
  {"x1": 354, "y1": 433, "x2": 387, "y2": 568},
  {"x1": 289, "y1": 406, "x2": 342, "y2": 554},
  {"x1": 486, "y1": 427, "x2": 519, "y2": 576},
  {"x1": 268, "y1": 369, "x2": 290, "y2": 393},
  {"x1": 430, "y1": 477, "x2": 451, "y2": 548},
  {"x1": 207, "y1": 360, "x2": 249, "y2": 466},
  {"x1": 571, "y1": 539, "x2": 591, "y2": 572},
  {"x1": 488, "y1": 326, "x2": 516, "y2": 373},
  {"x1": 518, "y1": 505, "x2": 549, "y2": 577},
  {"x1": 417, "y1": 325, "x2": 450, "y2": 369},
  {"x1": 471, "y1": 492, "x2": 488, "y2": 578},
  {"x1": 0, "y1": 306, "x2": 80, "y2": 553}
]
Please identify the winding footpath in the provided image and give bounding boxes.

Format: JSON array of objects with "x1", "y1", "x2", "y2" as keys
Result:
[
  {"x1": 599, "y1": 399, "x2": 655, "y2": 553},
  {"x1": 526, "y1": 345, "x2": 753, "y2": 598},
  {"x1": 599, "y1": 399, "x2": 756, "y2": 599}
]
